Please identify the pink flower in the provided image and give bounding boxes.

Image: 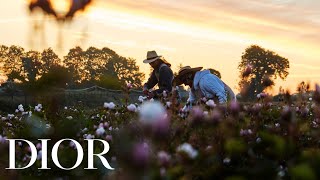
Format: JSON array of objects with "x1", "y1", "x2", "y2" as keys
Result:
[
  {"x1": 166, "y1": 101, "x2": 171, "y2": 108},
  {"x1": 260, "y1": 92, "x2": 267, "y2": 98},
  {"x1": 105, "y1": 135, "x2": 112, "y2": 142},
  {"x1": 210, "y1": 109, "x2": 221, "y2": 123},
  {"x1": 257, "y1": 94, "x2": 261, "y2": 99},
  {"x1": 127, "y1": 104, "x2": 137, "y2": 112},
  {"x1": 157, "y1": 151, "x2": 171, "y2": 166},
  {"x1": 36, "y1": 143, "x2": 42, "y2": 150},
  {"x1": 0, "y1": 136, "x2": 7, "y2": 144},
  {"x1": 152, "y1": 115, "x2": 170, "y2": 137},
  {"x1": 96, "y1": 127, "x2": 105, "y2": 136},
  {"x1": 176, "y1": 143, "x2": 198, "y2": 159},
  {"x1": 160, "y1": 167, "x2": 166, "y2": 177},
  {"x1": 138, "y1": 96, "x2": 147, "y2": 103},
  {"x1": 240, "y1": 129, "x2": 253, "y2": 136},
  {"x1": 229, "y1": 101, "x2": 240, "y2": 114},
  {"x1": 191, "y1": 106, "x2": 204, "y2": 124},
  {"x1": 132, "y1": 142, "x2": 150, "y2": 167},
  {"x1": 206, "y1": 100, "x2": 216, "y2": 108},
  {"x1": 163, "y1": 90, "x2": 167, "y2": 97},
  {"x1": 139, "y1": 101, "x2": 166, "y2": 125},
  {"x1": 201, "y1": 97, "x2": 207, "y2": 103},
  {"x1": 69, "y1": 141, "x2": 76, "y2": 148},
  {"x1": 104, "y1": 102, "x2": 116, "y2": 109},
  {"x1": 37, "y1": 150, "x2": 42, "y2": 160},
  {"x1": 223, "y1": 157, "x2": 231, "y2": 164}
]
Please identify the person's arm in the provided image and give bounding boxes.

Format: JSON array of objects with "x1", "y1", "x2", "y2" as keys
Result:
[
  {"x1": 187, "y1": 89, "x2": 196, "y2": 106},
  {"x1": 182, "y1": 89, "x2": 196, "y2": 112},
  {"x1": 223, "y1": 82, "x2": 236, "y2": 101},
  {"x1": 202, "y1": 77, "x2": 227, "y2": 104},
  {"x1": 144, "y1": 70, "x2": 158, "y2": 91},
  {"x1": 154, "y1": 66, "x2": 173, "y2": 94}
]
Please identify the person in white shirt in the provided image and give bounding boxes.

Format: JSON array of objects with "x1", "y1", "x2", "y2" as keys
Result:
[{"x1": 175, "y1": 66, "x2": 236, "y2": 106}]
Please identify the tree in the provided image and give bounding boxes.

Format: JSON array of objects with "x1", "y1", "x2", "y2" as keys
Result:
[
  {"x1": 238, "y1": 45, "x2": 289, "y2": 100},
  {"x1": 63, "y1": 46, "x2": 86, "y2": 86},
  {"x1": 40, "y1": 48, "x2": 61, "y2": 74},
  {"x1": 0, "y1": 45, "x2": 25, "y2": 81},
  {"x1": 100, "y1": 47, "x2": 144, "y2": 88},
  {"x1": 21, "y1": 50, "x2": 42, "y2": 83},
  {"x1": 0, "y1": 45, "x2": 9, "y2": 82},
  {"x1": 34, "y1": 65, "x2": 71, "y2": 92},
  {"x1": 63, "y1": 46, "x2": 145, "y2": 89},
  {"x1": 83, "y1": 47, "x2": 105, "y2": 82}
]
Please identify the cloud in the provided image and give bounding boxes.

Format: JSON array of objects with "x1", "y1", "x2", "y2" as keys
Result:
[
  {"x1": 101, "y1": 0, "x2": 320, "y2": 54},
  {"x1": 291, "y1": 63, "x2": 320, "y2": 71},
  {"x1": 289, "y1": 74, "x2": 320, "y2": 78}
]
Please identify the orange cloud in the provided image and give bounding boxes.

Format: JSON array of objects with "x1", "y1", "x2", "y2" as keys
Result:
[{"x1": 98, "y1": 0, "x2": 320, "y2": 56}]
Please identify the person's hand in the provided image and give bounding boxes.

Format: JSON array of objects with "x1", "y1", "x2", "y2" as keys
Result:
[
  {"x1": 185, "y1": 101, "x2": 191, "y2": 107},
  {"x1": 143, "y1": 89, "x2": 149, "y2": 95},
  {"x1": 148, "y1": 91, "x2": 156, "y2": 99},
  {"x1": 182, "y1": 105, "x2": 191, "y2": 113}
]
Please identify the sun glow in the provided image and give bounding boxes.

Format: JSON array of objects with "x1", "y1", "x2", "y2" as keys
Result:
[
  {"x1": 86, "y1": 7, "x2": 248, "y2": 45},
  {"x1": 49, "y1": 0, "x2": 72, "y2": 16}
]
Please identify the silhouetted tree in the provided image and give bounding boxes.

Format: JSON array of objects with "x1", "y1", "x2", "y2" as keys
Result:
[
  {"x1": 63, "y1": 46, "x2": 145, "y2": 88},
  {"x1": 0, "y1": 45, "x2": 25, "y2": 81},
  {"x1": 21, "y1": 50, "x2": 42, "y2": 83},
  {"x1": 35, "y1": 65, "x2": 71, "y2": 92},
  {"x1": 40, "y1": 48, "x2": 61, "y2": 74},
  {"x1": 238, "y1": 45, "x2": 289, "y2": 100},
  {"x1": 0, "y1": 45, "x2": 145, "y2": 90},
  {"x1": 83, "y1": 46, "x2": 105, "y2": 82},
  {"x1": 100, "y1": 47, "x2": 144, "y2": 88},
  {"x1": 63, "y1": 46, "x2": 86, "y2": 86}
]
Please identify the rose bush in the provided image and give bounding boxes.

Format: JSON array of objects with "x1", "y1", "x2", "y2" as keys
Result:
[{"x1": 0, "y1": 86, "x2": 319, "y2": 180}]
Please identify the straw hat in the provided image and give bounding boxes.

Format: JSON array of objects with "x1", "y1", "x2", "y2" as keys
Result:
[
  {"x1": 143, "y1": 50, "x2": 171, "y2": 66},
  {"x1": 143, "y1": 51, "x2": 162, "y2": 63},
  {"x1": 175, "y1": 66, "x2": 203, "y2": 85}
]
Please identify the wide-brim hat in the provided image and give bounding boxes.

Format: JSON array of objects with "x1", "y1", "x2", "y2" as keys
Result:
[
  {"x1": 143, "y1": 50, "x2": 162, "y2": 63},
  {"x1": 175, "y1": 66, "x2": 203, "y2": 85},
  {"x1": 143, "y1": 50, "x2": 171, "y2": 66}
]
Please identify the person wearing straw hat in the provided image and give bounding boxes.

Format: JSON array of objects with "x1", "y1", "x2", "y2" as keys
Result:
[
  {"x1": 175, "y1": 66, "x2": 236, "y2": 106},
  {"x1": 143, "y1": 50, "x2": 174, "y2": 98}
]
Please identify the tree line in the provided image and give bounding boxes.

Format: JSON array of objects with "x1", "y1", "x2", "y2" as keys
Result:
[
  {"x1": 0, "y1": 44, "x2": 290, "y2": 101},
  {"x1": 0, "y1": 45, "x2": 145, "y2": 95}
]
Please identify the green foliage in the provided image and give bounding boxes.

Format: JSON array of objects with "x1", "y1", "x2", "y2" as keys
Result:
[
  {"x1": 0, "y1": 95, "x2": 319, "y2": 179},
  {"x1": 258, "y1": 131, "x2": 286, "y2": 158},
  {"x1": 225, "y1": 138, "x2": 246, "y2": 156},
  {"x1": 96, "y1": 75, "x2": 122, "y2": 90},
  {"x1": 290, "y1": 164, "x2": 316, "y2": 180}
]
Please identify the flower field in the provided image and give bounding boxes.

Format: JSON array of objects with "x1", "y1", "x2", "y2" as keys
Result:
[{"x1": 0, "y1": 86, "x2": 320, "y2": 179}]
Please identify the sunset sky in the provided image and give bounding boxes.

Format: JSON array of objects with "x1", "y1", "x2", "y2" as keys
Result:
[{"x1": 1, "y1": 0, "x2": 320, "y2": 94}]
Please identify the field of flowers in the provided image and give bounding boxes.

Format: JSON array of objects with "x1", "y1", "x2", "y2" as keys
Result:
[{"x1": 0, "y1": 85, "x2": 320, "y2": 179}]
